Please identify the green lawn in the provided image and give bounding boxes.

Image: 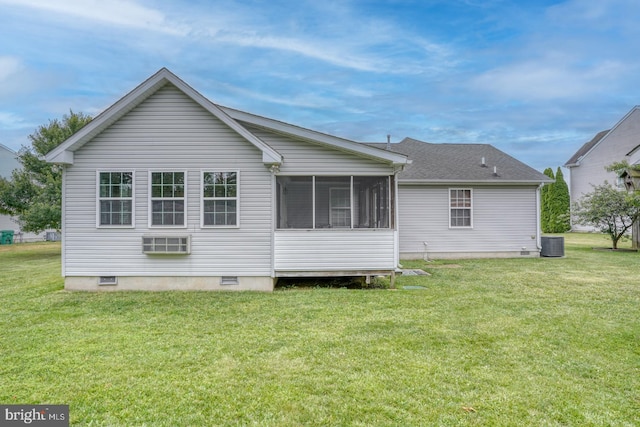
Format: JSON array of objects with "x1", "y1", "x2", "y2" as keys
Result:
[{"x1": 1, "y1": 235, "x2": 639, "y2": 426}]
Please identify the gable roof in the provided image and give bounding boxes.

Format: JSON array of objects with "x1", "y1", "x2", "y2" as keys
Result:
[
  {"x1": 46, "y1": 68, "x2": 282, "y2": 165},
  {"x1": 368, "y1": 137, "x2": 552, "y2": 185},
  {"x1": 46, "y1": 68, "x2": 408, "y2": 168},
  {"x1": 564, "y1": 129, "x2": 610, "y2": 167},
  {"x1": 564, "y1": 105, "x2": 640, "y2": 167}
]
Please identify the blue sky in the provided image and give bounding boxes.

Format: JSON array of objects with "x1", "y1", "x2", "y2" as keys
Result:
[{"x1": 1, "y1": 0, "x2": 639, "y2": 171}]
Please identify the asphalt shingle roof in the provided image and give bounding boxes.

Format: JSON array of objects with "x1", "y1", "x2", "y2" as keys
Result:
[
  {"x1": 368, "y1": 137, "x2": 552, "y2": 184},
  {"x1": 564, "y1": 129, "x2": 610, "y2": 166}
]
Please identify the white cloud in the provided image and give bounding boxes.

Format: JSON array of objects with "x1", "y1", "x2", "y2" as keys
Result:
[
  {"x1": 1, "y1": 0, "x2": 454, "y2": 75},
  {"x1": 472, "y1": 62, "x2": 585, "y2": 100},
  {"x1": 213, "y1": 32, "x2": 382, "y2": 72},
  {"x1": 0, "y1": 111, "x2": 28, "y2": 129},
  {"x1": 191, "y1": 1, "x2": 455, "y2": 75},
  {"x1": 214, "y1": 82, "x2": 341, "y2": 110},
  {"x1": 0, "y1": 56, "x2": 22, "y2": 82},
  {"x1": 0, "y1": 0, "x2": 187, "y2": 35},
  {"x1": 0, "y1": 57, "x2": 45, "y2": 101},
  {"x1": 470, "y1": 50, "x2": 629, "y2": 101}
]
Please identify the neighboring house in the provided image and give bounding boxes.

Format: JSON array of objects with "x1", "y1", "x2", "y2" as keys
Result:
[
  {"x1": 0, "y1": 144, "x2": 46, "y2": 242},
  {"x1": 0, "y1": 143, "x2": 19, "y2": 177},
  {"x1": 0, "y1": 144, "x2": 20, "y2": 235},
  {"x1": 564, "y1": 106, "x2": 640, "y2": 230},
  {"x1": 45, "y1": 68, "x2": 409, "y2": 291},
  {"x1": 369, "y1": 138, "x2": 553, "y2": 259}
]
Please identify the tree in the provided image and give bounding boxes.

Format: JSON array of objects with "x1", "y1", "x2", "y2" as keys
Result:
[
  {"x1": 548, "y1": 167, "x2": 571, "y2": 233},
  {"x1": 540, "y1": 168, "x2": 555, "y2": 233},
  {"x1": 572, "y1": 182, "x2": 640, "y2": 249},
  {"x1": 605, "y1": 160, "x2": 640, "y2": 249},
  {"x1": 604, "y1": 160, "x2": 639, "y2": 176},
  {"x1": 0, "y1": 111, "x2": 92, "y2": 232},
  {"x1": 540, "y1": 167, "x2": 571, "y2": 233}
]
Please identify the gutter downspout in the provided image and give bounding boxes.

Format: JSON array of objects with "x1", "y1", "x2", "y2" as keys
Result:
[
  {"x1": 536, "y1": 183, "x2": 543, "y2": 252},
  {"x1": 392, "y1": 166, "x2": 405, "y2": 270},
  {"x1": 61, "y1": 166, "x2": 67, "y2": 278},
  {"x1": 269, "y1": 164, "x2": 280, "y2": 288},
  {"x1": 393, "y1": 173, "x2": 400, "y2": 269}
]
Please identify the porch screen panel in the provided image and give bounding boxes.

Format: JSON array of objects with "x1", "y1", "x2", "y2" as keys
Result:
[
  {"x1": 276, "y1": 176, "x2": 313, "y2": 228},
  {"x1": 353, "y1": 176, "x2": 390, "y2": 228}
]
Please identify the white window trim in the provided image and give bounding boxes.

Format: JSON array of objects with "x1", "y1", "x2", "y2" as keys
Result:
[
  {"x1": 329, "y1": 186, "x2": 351, "y2": 228},
  {"x1": 200, "y1": 170, "x2": 240, "y2": 228},
  {"x1": 96, "y1": 170, "x2": 135, "y2": 228},
  {"x1": 449, "y1": 188, "x2": 473, "y2": 229},
  {"x1": 148, "y1": 170, "x2": 188, "y2": 228}
]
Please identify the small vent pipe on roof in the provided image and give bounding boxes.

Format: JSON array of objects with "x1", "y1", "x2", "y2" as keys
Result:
[
  {"x1": 386, "y1": 134, "x2": 391, "y2": 150},
  {"x1": 481, "y1": 157, "x2": 487, "y2": 167},
  {"x1": 493, "y1": 166, "x2": 499, "y2": 176}
]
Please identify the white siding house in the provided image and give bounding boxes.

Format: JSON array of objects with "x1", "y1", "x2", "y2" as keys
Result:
[
  {"x1": 46, "y1": 68, "x2": 408, "y2": 291},
  {"x1": 369, "y1": 138, "x2": 553, "y2": 259},
  {"x1": 0, "y1": 144, "x2": 47, "y2": 242},
  {"x1": 47, "y1": 68, "x2": 551, "y2": 290},
  {"x1": 0, "y1": 144, "x2": 20, "y2": 236},
  {"x1": 565, "y1": 106, "x2": 640, "y2": 231}
]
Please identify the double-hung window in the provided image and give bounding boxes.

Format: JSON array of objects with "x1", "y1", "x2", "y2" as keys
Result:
[
  {"x1": 150, "y1": 171, "x2": 186, "y2": 227},
  {"x1": 449, "y1": 188, "x2": 472, "y2": 228},
  {"x1": 329, "y1": 187, "x2": 351, "y2": 228},
  {"x1": 202, "y1": 171, "x2": 238, "y2": 227},
  {"x1": 97, "y1": 171, "x2": 134, "y2": 227}
]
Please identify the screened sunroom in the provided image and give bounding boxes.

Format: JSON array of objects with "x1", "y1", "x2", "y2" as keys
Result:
[
  {"x1": 273, "y1": 175, "x2": 398, "y2": 277},
  {"x1": 275, "y1": 176, "x2": 392, "y2": 229}
]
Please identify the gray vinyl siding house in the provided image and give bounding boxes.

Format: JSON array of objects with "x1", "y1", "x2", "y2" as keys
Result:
[
  {"x1": 46, "y1": 69, "x2": 408, "y2": 291},
  {"x1": 47, "y1": 68, "x2": 550, "y2": 291},
  {"x1": 0, "y1": 144, "x2": 47, "y2": 242},
  {"x1": 370, "y1": 138, "x2": 553, "y2": 259},
  {"x1": 564, "y1": 106, "x2": 640, "y2": 231},
  {"x1": 0, "y1": 144, "x2": 20, "y2": 234}
]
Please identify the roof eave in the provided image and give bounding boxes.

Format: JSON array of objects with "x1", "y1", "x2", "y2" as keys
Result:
[
  {"x1": 220, "y1": 106, "x2": 408, "y2": 166},
  {"x1": 398, "y1": 179, "x2": 552, "y2": 185},
  {"x1": 45, "y1": 68, "x2": 283, "y2": 166}
]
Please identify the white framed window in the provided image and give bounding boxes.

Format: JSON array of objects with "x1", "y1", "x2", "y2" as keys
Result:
[
  {"x1": 449, "y1": 188, "x2": 473, "y2": 228},
  {"x1": 149, "y1": 171, "x2": 186, "y2": 227},
  {"x1": 201, "y1": 171, "x2": 239, "y2": 227},
  {"x1": 329, "y1": 187, "x2": 351, "y2": 227},
  {"x1": 142, "y1": 236, "x2": 191, "y2": 254},
  {"x1": 97, "y1": 171, "x2": 134, "y2": 227}
]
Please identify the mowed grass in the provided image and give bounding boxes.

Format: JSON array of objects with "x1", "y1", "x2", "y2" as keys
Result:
[{"x1": 0, "y1": 235, "x2": 639, "y2": 426}]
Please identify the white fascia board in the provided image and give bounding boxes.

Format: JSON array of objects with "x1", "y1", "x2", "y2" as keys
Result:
[
  {"x1": 45, "y1": 70, "x2": 169, "y2": 164},
  {"x1": 0, "y1": 143, "x2": 16, "y2": 154},
  {"x1": 399, "y1": 179, "x2": 552, "y2": 186},
  {"x1": 220, "y1": 106, "x2": 409, "y2": 166},
  {"x1": 45, "y1": 68, "x2": 282, "y2": 165},
  {"x1": 578, "y1": 105, "x2": 640, "y2": 164},
  {"x1": 48, "y1": 150, "x2": 74, "y2": 165},
  {"x1": 168, "y1": 73, "x2": 282, "y2": 165}
]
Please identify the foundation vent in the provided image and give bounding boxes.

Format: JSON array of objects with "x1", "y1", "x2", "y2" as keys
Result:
[
  {"x1": 220, "y1": 276, "x2": 239, "y2": 285},
  {"x1": 98, "y1": 276, "x2": 118, "y2": 286}
]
